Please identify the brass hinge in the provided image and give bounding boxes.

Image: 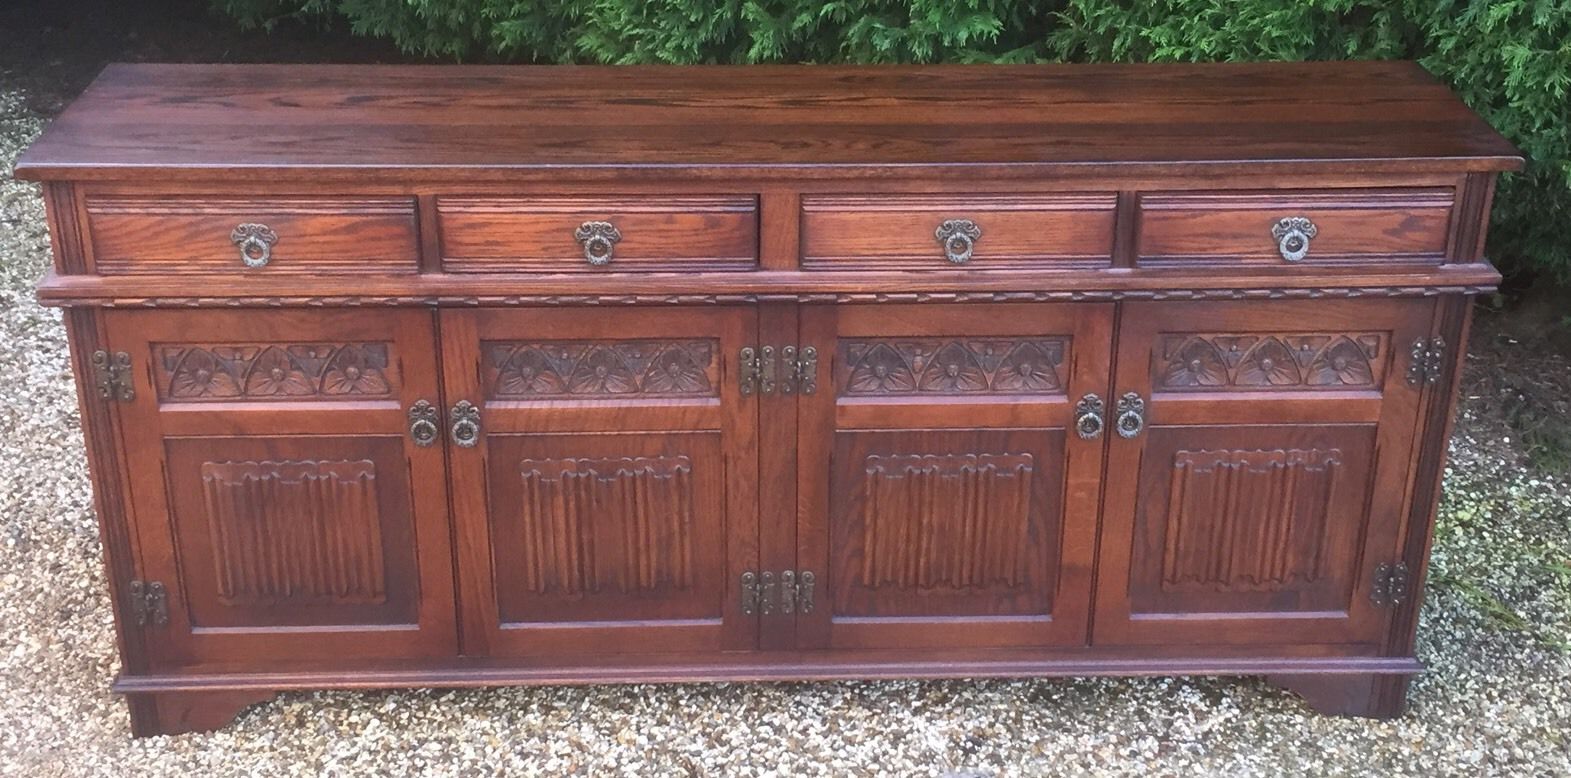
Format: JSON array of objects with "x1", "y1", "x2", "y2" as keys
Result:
[
  {"x1": 1370, "y1": 562, "x2": 1411, "y2": 609},
  {"x1": 743, "y1": 570, "x2": 814, "y2": 615},
  {"x1": 739, "y1": 347, "x2": 760, "y2": 395},
  {"x1": 91, "y1": 350, "x2": 135, "y2": 402},
  {"x1": 780, "y1": 570, "x2": 815, "y2": 614},
  {"x1": 740, "y1": 571, "x2": 776, "y2": 615},
  {"x1": 128, "y1": 580, "x2": 168, "y2": 627},
  {"x1": 739, "y1": 345, "x2": 780, "y2": 395},
  {"x1": 1406, "y1": 337, "x2": 1447, "y2": 386},
  {"x1": 781, "y1": 346, "x2": 819, "y2": 396},
  {"x1": 742, "y1": 345, "x2": 818, "y2": 396}
]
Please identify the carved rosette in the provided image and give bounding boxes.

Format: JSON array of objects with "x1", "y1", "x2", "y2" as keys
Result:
[
  {"x1": 159, "y1": 343, "x2": 394, "y2": 400},
  {"x1": 842, "y1": 338, "x2": 1067, "y2": 396},
  {"x1": 1158, "y1": 333, "x2": 1382, "y2": 390},
  {"x1": 485, "y1": 340, "x2": 717, "y2": 398}
]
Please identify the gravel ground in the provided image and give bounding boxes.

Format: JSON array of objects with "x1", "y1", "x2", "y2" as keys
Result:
[{"x1": 2, "y1": 20, "x2": 1570, "y2": 778}]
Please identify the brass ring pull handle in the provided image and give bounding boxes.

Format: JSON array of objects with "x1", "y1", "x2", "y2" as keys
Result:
[
  {"x1": 574, "y1": 221, "x2": 622, "y2": 266},
  {"x1": 231, "y1": 223, "x2": 279, "y2": 268},
  {"x1": 935, "y1": 219, "x2": 981, "y2": 264},
  {"x1": 450, "y1": 401, "x2": 481, "y2": 447},
  {"x1": 1115, "y1": 392, "x2": 1147, "y2": 439},
  {"x1": 1074, "y1": 393, "x2": 1106, "y2": 440},
  {"x1": 408, "y1": 400, "x2": 439, "y2": 447},
  {"x1": 1271, "y1": 216, "x2": 1317, "y2": 262}
]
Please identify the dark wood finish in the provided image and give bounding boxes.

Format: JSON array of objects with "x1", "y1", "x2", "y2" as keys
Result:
[
  {"x1": 795, "y1": 303, "x2": 1109, "y2": 649},
  {"x1": 1094, "y1": 298, "x2": 1431, "y2": 646},
  {"x1": 1266, "y1": 673, "x2": 1411, "y2": 718},
  {"x1": 437, "y1": 196, "x2": 758, "y2": 273},
  {"x1": 15, "y1": 62, "x2": 1521, "y2": 182},
  {"x1": 800, "y1": 194, "x2": 1115, "y2": 270},
  {"x1": 125, "y1": 689, "x2": 279, "y2": 737},
  {"x1": 439, "y1": 307, "x2": 759, "y2": 656},
  {"x1": 21, "y1": 63, "x2": 1520, "y2": 735},
  {"x1": 105, "y1": 309, "x2": 457, "y2": 667},
  {"x1": 84, "y1": 195, "x2": 420, "y2": 274},
  {"x1": 1136, "y1": 189, "x2": 1454, "y2": 267}
]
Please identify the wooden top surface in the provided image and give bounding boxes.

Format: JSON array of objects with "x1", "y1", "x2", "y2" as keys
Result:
[{"x1": 16, "y1": 61, "x2": 1523, "y2": 182}]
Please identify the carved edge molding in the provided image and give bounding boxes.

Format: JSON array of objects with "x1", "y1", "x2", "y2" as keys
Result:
[{"x1": 45, "y1": 285, "x2": 1499, "y2": 308}]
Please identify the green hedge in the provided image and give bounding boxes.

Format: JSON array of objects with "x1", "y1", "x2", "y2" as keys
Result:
[{"x1": 217, "y1": 0, "x2": 1570, "y2": 286}]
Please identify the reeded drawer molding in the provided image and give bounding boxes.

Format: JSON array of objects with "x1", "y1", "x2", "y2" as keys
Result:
[{"x1": 84, "y1": 196, "x2": 421, "y2": 275}]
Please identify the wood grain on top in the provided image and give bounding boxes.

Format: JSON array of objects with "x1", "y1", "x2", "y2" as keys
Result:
[{"x1": 16, "y1": 62, "x2": 1522, "y2": 181}]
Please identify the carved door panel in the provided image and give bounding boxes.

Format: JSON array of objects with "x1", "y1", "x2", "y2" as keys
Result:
[
  {"x1": 106, "y1": 309, "x2": 456, "y2": 669},
  {"x1": 441, "y1": 307, "x2": 758, "y2": 657},
  {"x1": 795, "y1": 303, "x2": 1112, "y2": 650},
  {"x1": 1094, "y1": 298, "x2": 1435, "y2": 647}
]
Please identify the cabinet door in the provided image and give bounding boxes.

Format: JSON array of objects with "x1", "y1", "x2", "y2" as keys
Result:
[
  {"x1": 108, "y1": 310, "x2": 456, "y2": 668},
  {"x1": 796, "y1": 303, "x2": 1112, "y2": 650},
  {"x1": 1094, "y1": 298, "x2": 1433, "y2": 647},
  {"x1": 441, "y1": 307, "x2": 759, "y2": 657}
]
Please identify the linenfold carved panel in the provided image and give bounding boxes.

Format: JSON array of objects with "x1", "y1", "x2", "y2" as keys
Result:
[
  {"x1": 201, "y1": 460, "x2": 387, "y2": 605},
  {"x1": 485, "y1": 340, "x2": 717, "y2": 398},
  {"x1": 841, "y1": 339, "x2": 1067, "y2": 396},
  {"x1": 517, "y1": 456, "x2": 695, "y2": 594},
  {"x1": 1160, "y1": 448, "x2": 1341, "y2": 591},
  {"x1": 859, "y1": 453, "x2": 1035, "y2": 589},
  {"x1": 158, "y1": 343, "x2": 393, "y2": 400},
  {"x1": 1158, "y1": 333, "x2": 1384, "y2": 390}
]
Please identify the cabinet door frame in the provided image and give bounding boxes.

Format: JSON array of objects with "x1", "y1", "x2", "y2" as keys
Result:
[
  {"x1": 108, "y1": 309, "x2": 457, "y2": 668},
  {"x1": 793, "y1": 302, "x2": 1114, "y2": 651},
  {"x1": 1093, "y1": 297, "x2": 1435, "y2": 648},
  {"x1": 440, "y1": 306, "x2": 761, "y2": 658}
]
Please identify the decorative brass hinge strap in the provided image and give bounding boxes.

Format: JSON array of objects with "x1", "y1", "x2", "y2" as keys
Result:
[
  {"x1": 794, "y1": 347, "x2": 818, "y2": 396},
  {"x1": 744, "y1": 570, "x2": 815, "y2": 616},
  {"x1": 1406, "y1": 337, "x2": 1446, "y2": 386},
  {"x1": 741, "y1": 571, "x2": 780, "y2": 615},
  {"x1": 90, "y1": 350, "x2": 135, "y2": 402},
  {"x1": 1370, "y1": 562, "x2": 1411, "y2": 609},
  {"x1": 128, "y1": 580, "x2": 168, "y2": 627}
]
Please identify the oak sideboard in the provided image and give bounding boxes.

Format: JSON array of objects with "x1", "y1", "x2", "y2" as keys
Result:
[{"x1": 17, "y1": 62, "x2": 1521, "y2": 736}]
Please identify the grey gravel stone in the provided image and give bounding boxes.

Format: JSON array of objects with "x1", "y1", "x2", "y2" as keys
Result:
[{"x1": 0, "y1": 67, "x2": 1567, "y2": 777}]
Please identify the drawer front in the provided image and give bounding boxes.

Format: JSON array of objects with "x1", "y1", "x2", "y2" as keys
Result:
[
  {"x1": 800, "y1": 194, "x2": 1116, "y2": 271},
  {"x1": 85, "y1": 196, "x2": 420, "y2": 274},
  {"x1": 1137, "y1": 189, "x2": 1453, "y2": 268},
  {"x1": 438, "y1": 196, "x2": 758, "y2": 273}
]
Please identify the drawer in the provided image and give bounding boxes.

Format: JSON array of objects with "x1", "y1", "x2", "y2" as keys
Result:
[
  {"x1": 437, "y1": 196, "x2": 758, "y2": 273},
  {"x1": 84, "y1": 196, "x2": 420, "y2": 274},
  {"x1": 1137, "y1": 189, "x2": 1453, "y2": 267},
  {"x1": 800, "y1": 194, "x2": 1116, "y2": 271}
]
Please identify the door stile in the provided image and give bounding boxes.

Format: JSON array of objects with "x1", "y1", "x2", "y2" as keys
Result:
[
  {"x1": 757, "y1": 301, "x2": 799, "y2": 650},
  {"x1": 793, "y1": 304, "x2": 837, "y2": 649},
  {"x1": 438, "y1": 311, "x2": 495, "y2": 657}
]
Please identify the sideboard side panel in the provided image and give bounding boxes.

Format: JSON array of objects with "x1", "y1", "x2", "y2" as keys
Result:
[
  {"x1": 1385, "y1": 294, "x2": 1476, "y2": 657},
  {"x1": 64, "y1": 307, "x2": 150, "y2": 675}
]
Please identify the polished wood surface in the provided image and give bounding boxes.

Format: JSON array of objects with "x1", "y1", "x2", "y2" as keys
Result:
[
  {"x1": 16, "y1": 62, "x2": 1521, "y2": 182},
  {"x1": 20, "y1": 63, "x2": 1519, "y2": 736}
]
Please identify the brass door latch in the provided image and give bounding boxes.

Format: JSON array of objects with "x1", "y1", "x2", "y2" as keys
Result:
[
  {"x1": 90, "y1": 350, "x2": 135, "y2": 402},
  {"x1": 741, "y1": 570, "x2": 815, "y2": 615},
  {"x1": 128, "y1": 580, "x2": 168, "y2": 627},
  {"x1": 740, "y1": 345, "x2": 818, "y2": 396},
  {"x1": 1406, "y1": 337, "x2": 1447, "y2": 386}
]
